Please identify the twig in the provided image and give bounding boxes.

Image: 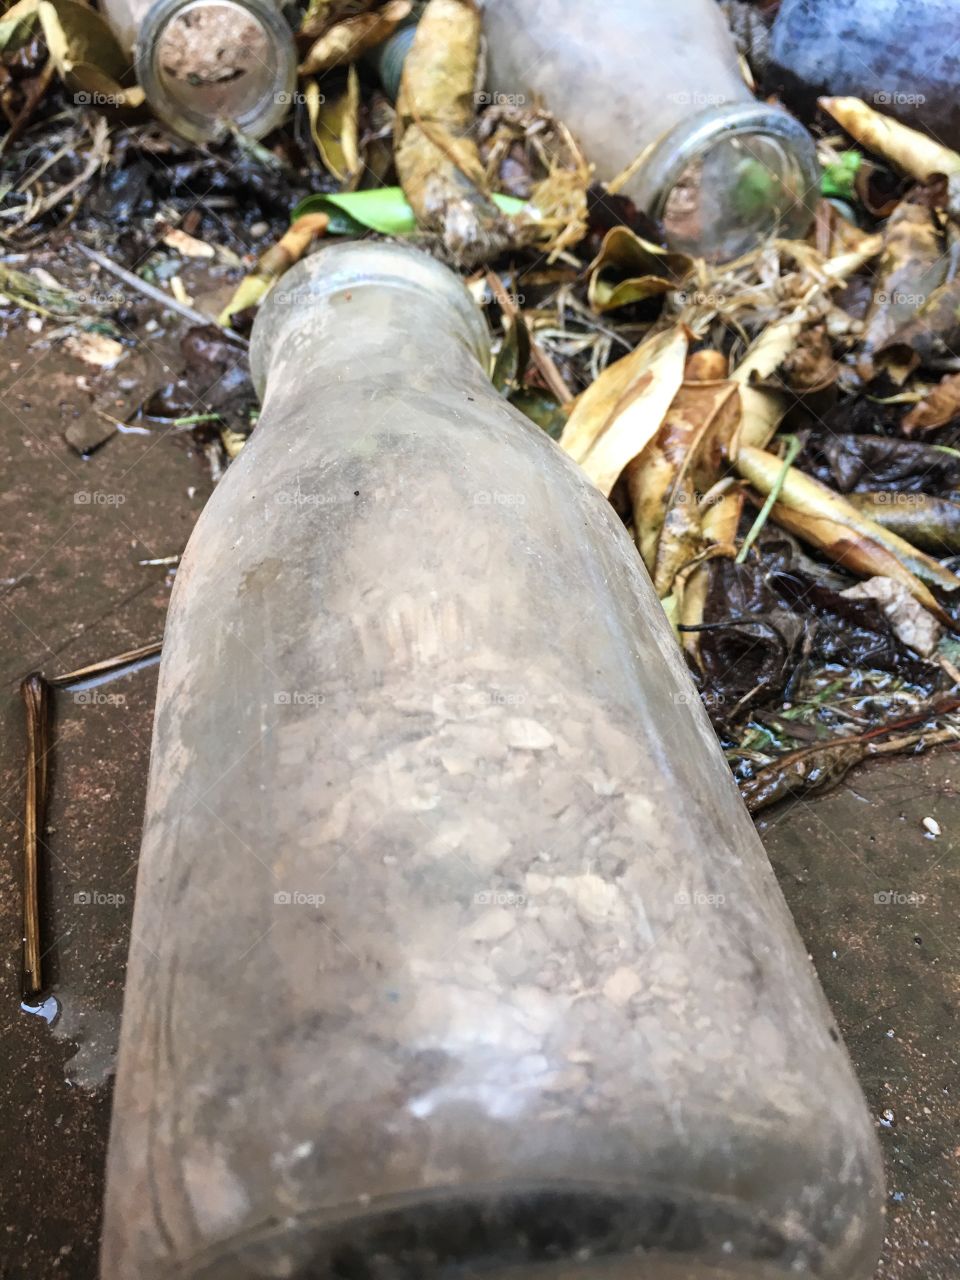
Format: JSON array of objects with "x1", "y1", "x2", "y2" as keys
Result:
[
  {"x1": 21, "y1": 673, "x2": 49, "y2": 999},
  {"x1": 16, "y1": 116, "x2": 109, "y2": 228},
  {"x1": 485, "y1": 269, "x2": 573, "y2": 404},
  {"x1": 49, "y1": 639, "x2": 163, "y2": 688},
  {"x1": 0, "y1": 59, "x2": 56, "y2": 159},
  {"x1": 20, "y1": 640, "x2": 163, "y2": 997},
  {"x1": 75, "y1": 244, "x2": 248, "y2": 345}
]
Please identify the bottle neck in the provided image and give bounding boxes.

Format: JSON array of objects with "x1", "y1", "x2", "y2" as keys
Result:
[{"x1": 250, "y1": 243, "x2": 492, "y2": 408}]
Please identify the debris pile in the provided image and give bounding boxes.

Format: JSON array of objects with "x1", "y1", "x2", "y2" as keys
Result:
[{"x1": 5, "y1": 0, "x2": 960, "y2": 808}]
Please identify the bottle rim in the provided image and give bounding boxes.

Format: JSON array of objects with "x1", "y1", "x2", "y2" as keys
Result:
[
  {"x1": 629, "y1": 102, "x2": 820, "y2": 261},
  {"x1": 249, "y1": 240, "x2": 492, "y2": 395},
  {"x1": 136, "y1": 0, "x2": 296, "y2": 144}
]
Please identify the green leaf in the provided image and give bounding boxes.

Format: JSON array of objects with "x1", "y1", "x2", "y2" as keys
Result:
[
  {"x1": 821, "y1": 150, "x2": 862, "y2": 201},
  {"x1": 290, "y1": 187, "x2": 527, "y2": 237}
]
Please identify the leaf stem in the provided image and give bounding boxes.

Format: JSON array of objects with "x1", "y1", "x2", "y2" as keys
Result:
[{"x1": 735, "y1": 435, "x2": 802, "y2": 564}]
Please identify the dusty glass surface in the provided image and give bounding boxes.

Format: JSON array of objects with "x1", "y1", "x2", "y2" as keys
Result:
[{"x1": 102, "y1": 243, "x2": 883, "y2": 1280}]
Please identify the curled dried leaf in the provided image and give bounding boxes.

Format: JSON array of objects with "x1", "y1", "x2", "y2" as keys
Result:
[
  {"x1": 299, "y1": 0, "x2": 412, "y2": 74},
  {"x1": 858, "y1": 199, "x2": 946, "y2": 376},
  {"x1": 847, "y1": 492, "x2": 960, "y2": 555},
  {"x1": 729, "y1": 313, "x2": 805, "y2": 452},
  {"x1": 875, "y1": 274, "x2": 960, "y2": 378},
  {"x1": 587, "y1": 225, "x2": 694, "y2": 312},
  {"x1": 902, "y1": 370, "x2": 960, "y2": 432},
  {"x1": 559, "y1": 327, "x2": 688, "y2": 496},
  {"x1": 218, "y1": 214, "x2": 329, "y2": 326},
  {"x1": 306, "y1": 68, "x2": 361, "y2": 185},
  {"x1": 37, "y1": 0, "x2": 144, "y2": 107},
  {"x1": 394, "y1": 0, "x2": 509, "y2": 264},
  {"x1": 736, "y1": 444, "x2": 959, "y2": 621},
  {"x1": 819, "y1": 96, "x2": 960, "y2": 184},
  {"x1": 626, "y1": 380, "x2": 740, "y2": 595}
]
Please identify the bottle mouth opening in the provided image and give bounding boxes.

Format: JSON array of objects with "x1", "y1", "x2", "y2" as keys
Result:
[
  {"x1": 137, "y1": 0, "x2": 296, "y2": 143},
  {"x1": 168, "y1": 1180, "x2": 827, "y2": 1280},
  {"x1": 249, "y1": 240, "x2": 491, "y2": 395},
  {"x1": 631, "y1": 104, "x2": 820, "y2": 262}
]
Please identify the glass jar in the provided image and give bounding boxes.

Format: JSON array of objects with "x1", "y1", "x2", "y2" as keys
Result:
[
  {"x1": 102, "y1": 242, "x2": 882, "y2": 1280},
  {"x1": 101, "y1": 0, "x2": 296, "y2": 142},
  {"x1": 479, "y1": 0, "x2": 820, "y2": 260}
]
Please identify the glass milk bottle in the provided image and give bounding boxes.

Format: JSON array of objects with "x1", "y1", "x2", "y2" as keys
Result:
[
  {"x1": 480, "y1": 0, "x2": 820, "y2": 260},
  {"x1": 101, "y1": 0, "x2": 295, "y2": 141},
  {"x1": 102, "y1": 242, "x2": 883, "y2": 1280}
]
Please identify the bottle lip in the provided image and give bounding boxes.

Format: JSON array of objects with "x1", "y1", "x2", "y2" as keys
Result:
[
  {"x1": 629, "y1": 102, "x2": 820, "y2": 260},
  {"x1": 249, "y1": 240, "x2": 492, "y2": 394},
  {"x1": 136, "y1": 0, "x2": 296, "y2": 144}
]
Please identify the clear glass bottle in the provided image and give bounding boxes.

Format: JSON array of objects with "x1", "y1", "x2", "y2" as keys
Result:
[
  {"x1": 102, "y1": 242, "x2": 883, "y2": 1280},
  {"x1": 101, "y1": 0, "x2": 296, "y2": 142},
  {"x1": 479, "y1": 0, "x2": 820, "y2": 260}
]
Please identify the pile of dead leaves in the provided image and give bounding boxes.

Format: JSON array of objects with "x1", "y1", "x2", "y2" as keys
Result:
[{"x1": 546, "y1": 98, "x2": 960, "y2": 810}]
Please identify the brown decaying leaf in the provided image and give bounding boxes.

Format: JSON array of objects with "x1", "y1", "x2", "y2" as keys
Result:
[
  {"x1": 875, "y1": 273, "x2": 960, "y2": 379},
  {"x1": 857, "y1": 199, "x2": 946, "y2": 376},
  {"x1": 299, "y1": 0, "x2": 411, "y2": 74},
  {"x1": 685, "y1": 349, "x2": 728, "y2": 381},
  {"x1": 768, "y1": 501, "x2": 952, "y2": 623},
  {"x1": 740, "y1": 737, "x2": 869, "y2": 812},
  {"x1": 902, "y1": 370, "x2": 960, "y2": 432},
  {"x1": 20, "y1": 0, "x2": 145, "y2": 108},
  {"x1": 740, "y1": 713, "x2": 960, "y2": 813},
  {"x1": 842, "y1": 576, "x2": 942, "y2": 657},
  {"x1": 729, "y1": 311, "x2": 807, "y2": 453},
  {"x1": 299, "y1": 0, "x2": 378, "y2": 41},
  {"x1": 559, "y1": 327, "x2": 688, "y2": 496},
  {"x1": 847, "y1": 492, "x2": 960, "y2": 554},
  {"x1": 771, "y1": 323, "x2": 840, "y2": 393},
  {"x1": 675, "y1": 544, "x2": 738, "y2": 671},
  {"x1": 586, "y1": 225, "x2": 694, "y2": 313},
  {"x1": 702, "y1": 483, "x2": 745, "y2": 545},
  {"x1": 736, "y1": 445, "x2": 960, "y2": 621},
  {"x1": 393, "y1": 0, "x2": 508, "y2": 263},
  {"x1": 626, "y1": 379, "x2": 740, "y2": 596}
]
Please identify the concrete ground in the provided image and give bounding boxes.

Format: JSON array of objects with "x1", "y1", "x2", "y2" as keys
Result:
[{"x1": 0, "y1": 266, "x2": 957, "y2": 1280}]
